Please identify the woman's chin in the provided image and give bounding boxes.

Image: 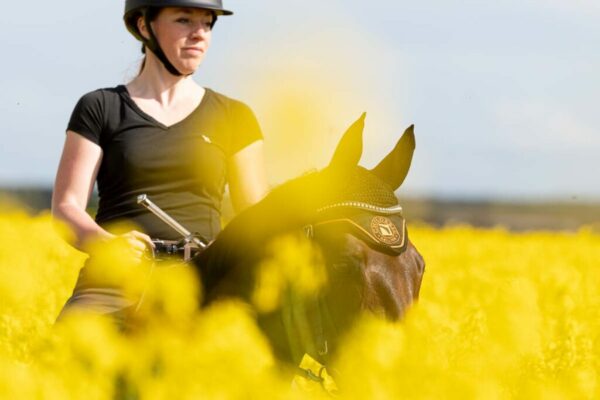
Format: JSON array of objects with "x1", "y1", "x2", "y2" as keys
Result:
[
  {"x1": 173, "y1": 65, "x2": 198, "y2": 76},
  {"x1": 180, "y1": 68, "x2": 197, "y2": 75},
  {"x1": 175, "y1": 61, "x2": 202, "y2": 76}
]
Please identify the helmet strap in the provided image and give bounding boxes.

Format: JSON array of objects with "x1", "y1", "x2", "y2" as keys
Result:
[{"x1": 142, "y1": 11, "x2": 189, "y2": 77}]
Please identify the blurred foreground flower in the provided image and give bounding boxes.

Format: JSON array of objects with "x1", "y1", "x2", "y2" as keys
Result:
[
  {"x1": 0, "y1": 210, "x2": 599, "y2": 399},
  {"x1": 253, "y1": 234, "x2": 327, "y2": 313}
]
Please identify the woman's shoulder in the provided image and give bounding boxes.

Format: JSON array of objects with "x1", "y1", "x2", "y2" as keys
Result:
[
  {"x1": 68, "y1": 86, "x2": 129, "y2": 141},
  {"x1": 74, "y1": 85, "x2": 126, "y2": 106},
  {"x1": 204, "y1": 88, "x2": 255, "y2": 115},
  {"x1": 202, "y1": 88, "x2": 263, "y2": 154}
]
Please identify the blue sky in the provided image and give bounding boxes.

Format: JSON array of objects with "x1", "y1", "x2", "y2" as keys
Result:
[{"x1": 1, "y1": 0, "x2": 598, "y2": 201}]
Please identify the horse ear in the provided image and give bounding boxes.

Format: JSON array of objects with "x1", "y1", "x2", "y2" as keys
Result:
[
  {"x1": 370, "y1": 124, "x2": 415, "y2": 190},
  {"x1": 328, "y1": 113, "x2": 366, "y2": 171}
]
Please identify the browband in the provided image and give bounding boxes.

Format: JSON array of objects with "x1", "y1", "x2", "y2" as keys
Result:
[
  {"x1": 317, "y1": 202, "x2": 403, "y2": 216},
  {"x1": 311, "y1": 203, "x2": 408, "y2": 255}
]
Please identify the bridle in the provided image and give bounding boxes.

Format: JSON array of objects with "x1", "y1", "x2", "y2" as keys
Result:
[
  {"x1": 317, "y1": 202, "x2": 404, "y2": 215},
  {"x1": 291, "y1": 201, "x2": 408, "y2": 384},
  {"x1": 137, "y1": 194, "x2": 408, "y2": 387}
]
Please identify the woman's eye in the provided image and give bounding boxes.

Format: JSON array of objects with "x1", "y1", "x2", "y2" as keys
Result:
[{"x1": 175, "y1": 17, "x2": 212, "y2": 30}]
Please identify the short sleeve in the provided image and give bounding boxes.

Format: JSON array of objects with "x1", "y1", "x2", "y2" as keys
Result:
[
  {"x1": 229, "y1": 100, "x2": 263, "y2": 156},
  {"x1": 66, "y1": 90, "x2": 105, "y2": 145}
]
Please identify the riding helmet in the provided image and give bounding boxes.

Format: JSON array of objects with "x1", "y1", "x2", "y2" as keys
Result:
[{"x1": 124, "y1": 0, "x2": 233, "y2": 76}]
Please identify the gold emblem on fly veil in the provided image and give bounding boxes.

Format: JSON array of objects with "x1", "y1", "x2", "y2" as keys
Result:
[{"x1": 370, "y1": 216, "x2": 401, "y2": 245}]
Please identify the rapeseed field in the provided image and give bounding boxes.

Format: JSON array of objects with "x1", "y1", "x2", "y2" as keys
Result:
[{"x1": 1, "y1": 209, "x2": 598, "y2": 399}]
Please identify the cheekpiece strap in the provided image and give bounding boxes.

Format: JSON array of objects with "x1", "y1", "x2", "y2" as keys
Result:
[{"x1": 143, "y1": 11, "x2": 185, "y2": 77}]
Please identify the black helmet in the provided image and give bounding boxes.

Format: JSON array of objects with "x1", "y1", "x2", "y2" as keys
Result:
[{"x1": 124, "y1": 0, "x2": 233, "y2": 76}]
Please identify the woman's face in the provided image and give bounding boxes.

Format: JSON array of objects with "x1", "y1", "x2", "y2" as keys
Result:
[{"x1": 140, "y1": 7, "x2": 214, "y2": 74}]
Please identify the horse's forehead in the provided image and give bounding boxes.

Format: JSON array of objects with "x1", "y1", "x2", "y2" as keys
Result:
[
  {"x1": 342, "y1": 235, "x2": 423, "y2": 280},
  {"x1": 324, "y1": 234, "x2": 398, "y2": 265},
  {"x1": 352, "y1": 236, "x2": 402, "y2": 265}
]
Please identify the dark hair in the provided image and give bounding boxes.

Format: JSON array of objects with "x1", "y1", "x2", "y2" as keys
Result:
[{"x1": 137, "y1": 7, "x2": 160, "y2": 76}]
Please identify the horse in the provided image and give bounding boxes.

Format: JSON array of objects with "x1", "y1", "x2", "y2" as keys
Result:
[{"x1": 192, "y1": 113, "x2": 425, "y2": 370}]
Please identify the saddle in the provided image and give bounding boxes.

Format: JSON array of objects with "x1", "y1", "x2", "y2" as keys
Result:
[{"x1": 151, "y1": 238, "x2": 205, "y2": 262}]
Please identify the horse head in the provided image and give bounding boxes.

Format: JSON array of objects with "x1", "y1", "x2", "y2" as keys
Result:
[
  {"x1": 290, "y1": 114, "x2": 425, "y2": 362},
  {"x1": 194, "y1": 114, "x2": 425, "y2": 365}
]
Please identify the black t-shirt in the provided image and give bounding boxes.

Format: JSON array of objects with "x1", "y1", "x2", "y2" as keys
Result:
[{"x1": 67, "y1": 85, "x2": 262, "y2": 241}]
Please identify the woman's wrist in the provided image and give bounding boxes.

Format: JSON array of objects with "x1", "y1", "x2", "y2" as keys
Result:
[{"x1": 77, "y1": 227, "x2": 115, "y2": 250}]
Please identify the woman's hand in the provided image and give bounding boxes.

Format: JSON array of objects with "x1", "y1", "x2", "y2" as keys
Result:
[{"x1": 113, "y1": 230, "x2": 155, "y2": 262}]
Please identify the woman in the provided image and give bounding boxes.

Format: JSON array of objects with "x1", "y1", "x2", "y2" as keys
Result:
[{"x1": 52, "y1": 0, "x2": 268, "y2": 320}]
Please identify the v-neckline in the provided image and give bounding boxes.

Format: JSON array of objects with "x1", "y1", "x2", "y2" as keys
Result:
[{"x1": 118, "y1": 85, "x2": 210, "y2": 130}]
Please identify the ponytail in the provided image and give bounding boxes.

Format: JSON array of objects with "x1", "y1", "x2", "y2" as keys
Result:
[{"x1": 138, "y1": 44, "x2": 147, "y2": 76}]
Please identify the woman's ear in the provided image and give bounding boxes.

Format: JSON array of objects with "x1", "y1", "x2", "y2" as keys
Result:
[{"x1": 137, "y1": 15, "x2": 150, "y2": 40}]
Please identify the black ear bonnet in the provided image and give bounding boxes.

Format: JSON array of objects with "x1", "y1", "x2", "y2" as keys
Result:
[{"x1": 312, "y1": 167, "x2": 408, "y2": 255}]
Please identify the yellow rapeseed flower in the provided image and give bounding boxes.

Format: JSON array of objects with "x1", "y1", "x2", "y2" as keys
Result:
[{"x1": 1, "y1": 210, "x2": 599, "y2": 399}]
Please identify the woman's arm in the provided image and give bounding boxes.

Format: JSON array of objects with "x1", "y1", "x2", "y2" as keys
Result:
[
  {"x1": 227, "y1": 140, "x2": 269, "y2": 214},
  {"x1": 52, "y1": 131, "x2": 152, "y2": 254},
  {"x1": 52, "y1": 131, "x2": 110, "y2": 248}
]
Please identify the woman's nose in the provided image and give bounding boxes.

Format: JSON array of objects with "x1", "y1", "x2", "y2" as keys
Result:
[{"x1": 190, "y1": 22, "x2": 211, "y2": 39}]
